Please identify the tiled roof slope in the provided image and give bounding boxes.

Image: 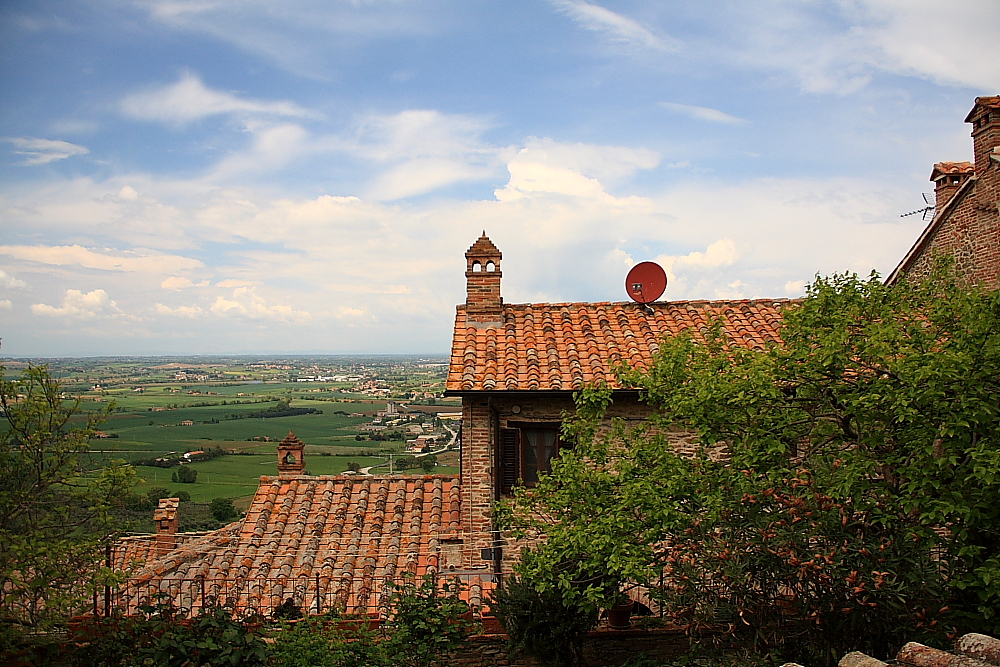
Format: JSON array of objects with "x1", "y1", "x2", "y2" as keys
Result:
[
  {"x1": 447, "y1": 299, "x2": 789, "y2": 392},
  {"x1": 114, "y1": 475, "x2": 481, "y2": 615}
]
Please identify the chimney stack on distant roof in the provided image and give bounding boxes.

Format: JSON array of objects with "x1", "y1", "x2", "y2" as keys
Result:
[
  {"x1": 277, "y1": 431, "x2": 306, "y2": 476},
  {"x1": 154, "y1": 497, "x2": 179, "y2": 556},
  {"x1": 966, "y1": 96, "x2": 1000, "y2": 177},
  {"x1": 930, "y1": 161, "x2": 974, "y2": 215},
  {"x1": 465, "y1": 232, "x2": 502, "y2": 324}
]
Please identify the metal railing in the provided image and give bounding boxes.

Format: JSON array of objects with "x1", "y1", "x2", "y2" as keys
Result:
[{"x1": 93, "y1": 573, "x2": 494, "y2": 619}]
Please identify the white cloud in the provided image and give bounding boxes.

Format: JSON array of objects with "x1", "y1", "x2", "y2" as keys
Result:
[
  {"x1": 121, "y1": 72, "x2": 316, "y2": 124},
  {"x1": 31, "y1": 289, "x2": 122, "y2": 318},
  {"x1": 784, "y1": 279, "x2": 807, "y2": 295},
  {"x1": 0, "y1": 270, "x2": 27, "y2": 289},
  {"x1": 656, "y1": 238, "x2": 740, "y2": 284},
  {"x1": 352, "y1": 110, "x2": 509, "y2": 200},
  {"x1": 161, "y1": 276, "x2": 210, "y2": 289},
  {"x1": 660, "y1": 103, "x2": 748, "y2": 125},
  {"x1": 155, "y1": 303, "x2": 203, "y2": 317},
  {"x1": 0, "y1": 245, "x2": 203, "y2": 273},
  {"x1": 0, "y1": 300, "x2": 11, "y2": 310},
  {"x1": 208, "y1": 123, "x2": 312, "y2": 179},
  {"x1": 216, "y1": 279, "x2": 258, "y2": 288},
  {"x1": 848, "y1": 0, "x2": 1000, "y2": 91},
  {"x1": 3, "y1": 137, "x2": 88, "y2": 165},
  {"x1": 495, "y1": 138, "x2": 659, "y2": 203},
  {"x1": 210, "y1": 286, "x2": 310, "y2": 322},
  {"x1": 550, "y1": 0, "x2": 681, "y2": 52},
  {"x1": 706, "y1": 0, "x2": 1000, "y2": 95}
]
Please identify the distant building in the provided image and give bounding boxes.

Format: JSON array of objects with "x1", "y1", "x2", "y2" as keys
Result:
[
  {"x1": 179, "y1": 420, "x2": 194, "y2": 426},
  {"x1": 887, "y1": 96, "x2": 1000, "y2": 287}
]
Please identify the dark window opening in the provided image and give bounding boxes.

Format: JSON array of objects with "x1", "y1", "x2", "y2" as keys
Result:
[{"x1": 499, "y1": 423, "x2": 563, "y2": 495}]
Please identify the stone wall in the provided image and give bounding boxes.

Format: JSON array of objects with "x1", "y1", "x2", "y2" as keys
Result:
[{"x1": 448, "y1": 627, "x2": 708, "y2": 667}]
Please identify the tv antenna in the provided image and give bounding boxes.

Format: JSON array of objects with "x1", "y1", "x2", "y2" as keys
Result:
[
  {"x1": 900, "y1": 193, "x2": 935, "y2": 221},
  {"x1": 625, "y1": 262, "x2": 667, "y2": 313}
]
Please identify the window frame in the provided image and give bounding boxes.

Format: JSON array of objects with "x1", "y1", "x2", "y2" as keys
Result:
[{"x1": 498, "y1": 421, "x2": 563, "y2": 495}]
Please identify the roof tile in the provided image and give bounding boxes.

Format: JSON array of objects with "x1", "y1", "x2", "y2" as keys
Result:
[{"x1": 447, "y1": 299, "x2": 790, "y2": 391}]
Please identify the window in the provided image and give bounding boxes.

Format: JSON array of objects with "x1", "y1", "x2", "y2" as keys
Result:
[{"x1": 499, "y1": 423, "x2": 562, "y2": 494}]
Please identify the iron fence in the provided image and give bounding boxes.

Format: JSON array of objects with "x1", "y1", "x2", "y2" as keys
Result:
[{"x1": 93, "y1": 572, "x2": 494, "y2": 620}]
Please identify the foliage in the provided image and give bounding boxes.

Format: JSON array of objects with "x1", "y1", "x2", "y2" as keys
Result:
[
  {"x1": 173, "y1": 465, "x2": 197, "y2": 484},
  {"x1": 70, "y1": 598, "x2": 267, "y2": 667},
  {"x1": 383, "y1": 574, "x2": 474, "y2": 667},
  {"x1": 489, "y1": 571, "x2": 599, "y2": 667},
  {"x1": 0, "y1": 363, "x2": 134, "y2": 654},
  {"x1": 267, "y1": 616, "x2": 387, "y2": 667},
  {"x1": 146, "y1": 487, "x2": 171, "y2": 503},
  {"x1": 209, "y1": 497, "x2": 238, "y2": 523},
  {"x1": 501, "y1": 266, "x2": 1000, "y2": 660},
  {"x1": 421, "y1": 455, "x2": 437, "y2": 473},
  {"x1": 175, "y1": 490, "x2": 191, "y2": 503},
  {"x1": 272, "y1": 598, "x2": 303, "y2": 621}
]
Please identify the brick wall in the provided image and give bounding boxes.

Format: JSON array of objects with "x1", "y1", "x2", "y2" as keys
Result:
[
  {"x1": 447, "y1": 627, "x2": 713, "y2": 666},
  {"x1": 897, "y1": 98, "x2": 1000, "y2": 288},
  {"x1": 460, "y1": 391, "x2": 707, "y2": 573}
]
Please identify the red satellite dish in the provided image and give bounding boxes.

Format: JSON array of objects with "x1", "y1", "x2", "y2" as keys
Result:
[{"x1": 625, "y1": 262, "x2": 667, "y2": 304}]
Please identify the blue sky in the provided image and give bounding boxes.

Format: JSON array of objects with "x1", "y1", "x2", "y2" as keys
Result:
[{"x1": 1, "y1": 0, "x2": 997, "y2": 356}]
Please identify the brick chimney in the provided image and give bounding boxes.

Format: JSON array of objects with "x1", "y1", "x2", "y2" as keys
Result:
[
  {"x1": 465, "y1": 232, "x2": 502, "y2": 323},
  {"x1": 966, "y1": 96, "x2": 1000, "y2": 177},
  {"x1": 154, "y1": 497, "x2": 179, "y2": 557},
  {"x1": 277, "y1": 431, "x2": 306, "y2": 475},
  {"x1": 931, "y1": 161, "x2": 974, "y2": 215}
]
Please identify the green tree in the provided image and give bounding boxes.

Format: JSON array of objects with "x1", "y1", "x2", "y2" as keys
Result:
[
  {"x1": 0, "y1": 364, "x2": 133, "y2": 652},
  {"x1": 421, "y1": 455, "x2": 437, "y2": 473},
  {"x1": 501, "y1": 266, "x2": 1000, "y2": 660},
  {"x1": 175, "y1": 465, "x2": 197, "y2": 484},
  {"x1": 209, "y1": 497, "x2": 238, "y2": 523},
  {"x1": 146, "y1": 486, "x2": 171, "y2": 504}
]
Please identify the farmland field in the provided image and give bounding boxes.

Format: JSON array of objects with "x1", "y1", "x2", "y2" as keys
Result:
[{"x1": 3, "y1": 357, "x2": 461, "y2": 516}]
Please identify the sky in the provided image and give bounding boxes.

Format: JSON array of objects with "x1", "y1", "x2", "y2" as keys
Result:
[{"x1": 1, "y1": 0, "x2": 998, "y2": 357}]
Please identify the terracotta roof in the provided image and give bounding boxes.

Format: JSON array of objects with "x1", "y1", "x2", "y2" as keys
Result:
[
  {"x1": 931, "y1": 161, "x2": 974, "y2": 179},
  {"x1": 446, "y1": 299, "x2": 789, "y2": 392},
  {"x1": 964, "y1": 96, "x2": 1000, "y2": 123},
  {"x1": 112, "y1": 475, "x2": 490, "y2": 616}
]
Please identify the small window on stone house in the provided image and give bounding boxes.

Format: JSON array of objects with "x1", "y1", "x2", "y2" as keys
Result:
[{"x1": 499, "y1": 423, "x2": 564, "y2": 495}]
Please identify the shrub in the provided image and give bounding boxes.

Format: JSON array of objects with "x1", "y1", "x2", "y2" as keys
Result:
[
  {"x1": 490, "y1": 572, "x2": 598, "y2": 667},
  {"x1": 71, "y1": 598, "x2": 267, "y2": 667},
  {"x1": 384, "y1": 574, "x2": 474, "y2": 667},
  {"x1": 268, "y1": 616, "x2": 387, "y2": 667}
]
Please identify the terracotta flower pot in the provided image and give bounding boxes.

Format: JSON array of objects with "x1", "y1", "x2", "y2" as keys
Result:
[{"x1": 607, "y1": 602, "x2": 633, "y2": 629}]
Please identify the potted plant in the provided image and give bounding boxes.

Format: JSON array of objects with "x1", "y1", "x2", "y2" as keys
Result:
[{"x1": 605, "y1": 592, "x2": 633, "y2": 630}]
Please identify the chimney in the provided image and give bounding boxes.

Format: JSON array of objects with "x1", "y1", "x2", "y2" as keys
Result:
[
  {"x1": 465, "y1": 232, "x2": 503, "y2": 324},
  {"x1": 277, "y1": 431, "x2": 306, "y2": 476},
  {"x1": 930, "y1": 161, "x2": 974, "y2": 215},
  {"x1": 966, "y1": 96, "x2": 1000, "y2": 178},
  {"x1": 154, "y1": 497, "x2": 180, "y2": 557}
]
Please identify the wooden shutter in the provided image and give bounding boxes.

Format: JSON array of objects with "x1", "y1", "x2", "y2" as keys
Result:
[{"x1": 499, "y1": 428, "x2": 520, "y2": 495}]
